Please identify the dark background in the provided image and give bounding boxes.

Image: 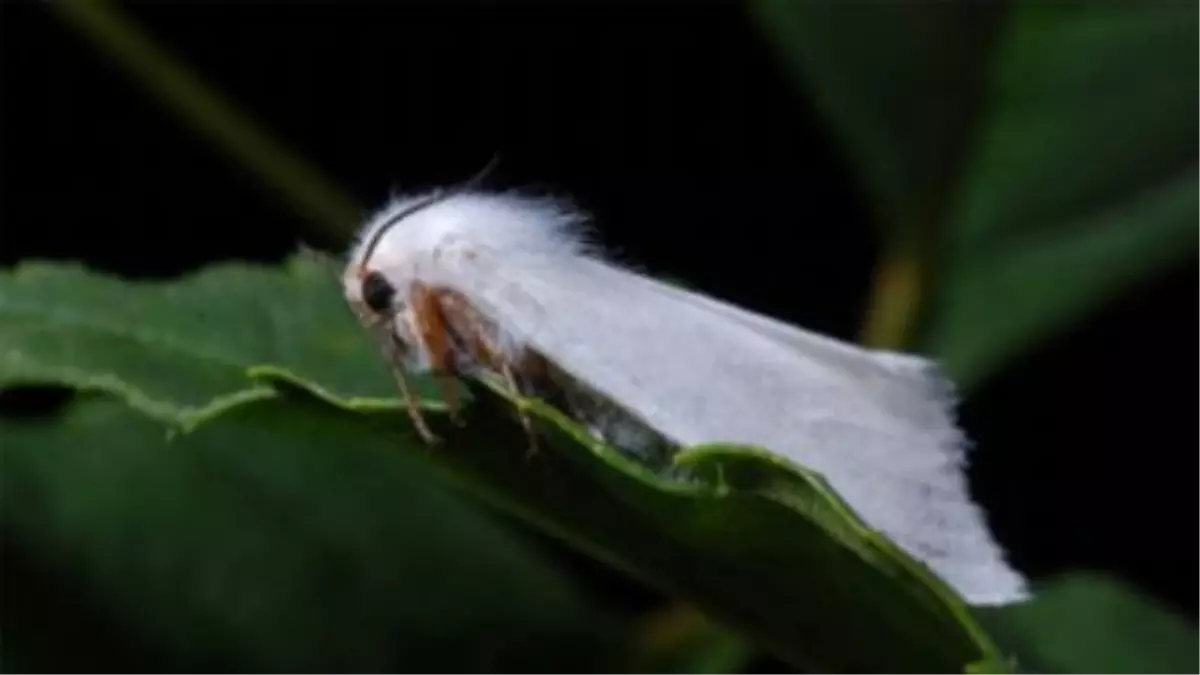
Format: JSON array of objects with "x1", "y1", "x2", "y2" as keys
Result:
[{"x1": 2, "y1": 0, "x2": 1196, "y2": 642}]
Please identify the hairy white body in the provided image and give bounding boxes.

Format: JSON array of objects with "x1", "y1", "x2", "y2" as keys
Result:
[{"x1": 343, "y1": 189, "x2": 1029, "y2": 606}]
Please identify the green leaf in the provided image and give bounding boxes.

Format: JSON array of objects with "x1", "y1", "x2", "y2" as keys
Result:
[
  {"x1": 979, "y1": 573, "x2": 1199, "y2": 674},
  {"x1": 749, "y1": 1, "x2": 1005, "y2": 244},
  {"x1": 0, "y1": 257, "x2": 1008, "y2": 672},
  {"x1": 0, "y1": 257, "x2": 441, "y2": 426},
  {"x1": 752, "y1": 0, "x2": 1198, "y2": 387},
  {"x1": 411, "y1": 388, "x2": 1004, "y2": 672},
  {"x1": 0, "y1": 394, "x2": 623, "y2": 672}
]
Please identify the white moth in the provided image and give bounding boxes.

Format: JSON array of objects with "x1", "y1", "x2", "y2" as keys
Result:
[{"x1": 341, "y1": 180, "x2": 1029, "y2": 607}]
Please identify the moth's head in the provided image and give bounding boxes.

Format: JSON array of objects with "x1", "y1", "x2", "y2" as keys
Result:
[
  {"x1": 344, "y1": 158, "x2": 502, "y2": 322},
  {"x1": 343, "y1": 189, "x2": 450, "y2": 323}
]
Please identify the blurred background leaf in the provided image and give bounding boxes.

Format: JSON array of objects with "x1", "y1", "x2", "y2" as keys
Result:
[
  {"x1": 977, "y1": 573, "x2": 1199, "y2": 674},
  {"x1": 931, "y1": 2, "x2": 1198, "y2": 389},
  {"x1": 751, "y1": 1, "x2": 1004, "y2": 248},
  {"x1": 750, "y1": 0, "x2": 1007, "y2": 350},
  {"x1": 752, "y1": 0, "x2": 1198, "y2": 387},
  {"x1": 0, "y1": 393, "x2": 625, "y2": 673}
]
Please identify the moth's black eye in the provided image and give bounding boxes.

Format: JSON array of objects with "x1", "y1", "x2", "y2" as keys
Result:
[{"x1": 361, "y1": 270, "x2": 396, "y2": 314}]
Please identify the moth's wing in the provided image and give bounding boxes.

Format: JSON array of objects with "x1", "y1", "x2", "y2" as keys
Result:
[
  {"x1": 436, "y1": 251, "x2": 1027, "y2": 606},
  {"x1": 577, "y1": 258, "x2": 963, "y2": 434}
]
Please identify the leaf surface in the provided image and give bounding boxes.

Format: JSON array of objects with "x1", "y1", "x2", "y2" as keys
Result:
[{"x1": 0, "y1": 393, "x2": 623, "y2": 672}]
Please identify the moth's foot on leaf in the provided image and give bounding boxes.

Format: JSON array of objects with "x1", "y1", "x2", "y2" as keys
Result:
[
  {"x1": 522, "y1": 433, "x2": 540, "y2": 461},
  {"x1": 504, "y1": 395, "x2": 540, "y2": 460},
  {"x1": 416, "y1": 430, "x2": 443, "y2": 447},
  {"x1": 402, "y1": 406, "x2": 440, "y2": 446},
  {"x1": 443, "y1": 399, "x2": 466, "y2": 428}
]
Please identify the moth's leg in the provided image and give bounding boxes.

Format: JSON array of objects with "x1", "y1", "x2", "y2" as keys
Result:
[
  {"x1": 500, "y1": 358, "x2": 539, "y2": 459},
  {"x1": 353, "y1": 294, "x2": 438, "y2": 443},
  {"x1": 379, "y1": 329, "x2": 438, "y2": 444},
  {"x1": 411, "y1": 282, "x2": 463, "y2": 423},
  {"x1": 437, "y1": 290, "x2": 539, "y2": 457}
]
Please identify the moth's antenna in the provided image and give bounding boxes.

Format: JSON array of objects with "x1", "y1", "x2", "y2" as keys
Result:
[
  {"x1": 359, "y1": 155, "x2": 503, "y2": 268},
  {"x1": 457, "y1": 153, "x2": 502, "y2": 192},
  {"x1": 359, "y1": 189, "x2": 445, "y2": 267}
]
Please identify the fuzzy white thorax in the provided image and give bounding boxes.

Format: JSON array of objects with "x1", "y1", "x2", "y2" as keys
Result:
[
  {"x1": 346, "y1": 190, "x2": 591, "y2": 302},
  {"x1": 344, "y1": 190, "x2": 593, "y2": 369},
  {"x1": 343, "y1": 188, "x2": 1030, "y2": 607}
]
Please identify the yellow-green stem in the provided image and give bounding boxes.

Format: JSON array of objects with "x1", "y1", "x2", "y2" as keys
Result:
[
  {"x1": 52, "y1": 0, "x2": 361, "y2": 243},
  {"x1": 859, "y1": 247, "x2": 927, "y2": 349}
]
